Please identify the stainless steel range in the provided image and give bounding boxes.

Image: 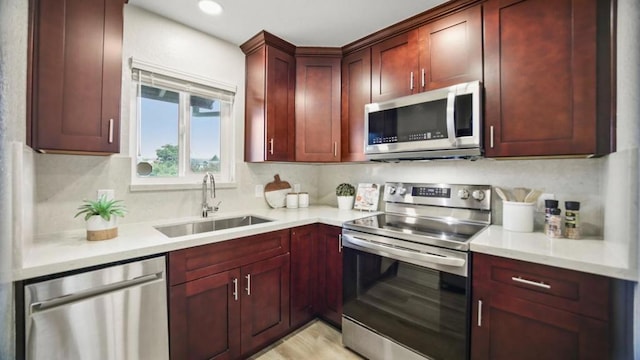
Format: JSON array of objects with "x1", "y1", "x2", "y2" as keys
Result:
[{"x1": 342, "y1": 182, "x2": 491, "y2": 360}]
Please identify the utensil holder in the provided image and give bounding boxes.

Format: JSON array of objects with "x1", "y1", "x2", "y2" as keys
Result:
[{"x1": 502, "y1": 201, "x2": 535, "y2": 232}]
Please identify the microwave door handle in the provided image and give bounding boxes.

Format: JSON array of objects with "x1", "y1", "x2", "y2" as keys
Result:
[
  {"x1": 446, "y1": 91, "x2": 458, "y2": 147},
  {"x1": 342, "y1": 234, "x2": 466, "y2": 267}
]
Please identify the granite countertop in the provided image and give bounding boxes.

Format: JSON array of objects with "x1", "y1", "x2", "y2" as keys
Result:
[{"x1": 14, "y1": 207, "x2": 637, "y2": 282}]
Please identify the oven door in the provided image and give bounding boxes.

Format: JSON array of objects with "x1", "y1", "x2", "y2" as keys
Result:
[{"x1": 342, "y1": 230, "x2": 470, "y2": 360}]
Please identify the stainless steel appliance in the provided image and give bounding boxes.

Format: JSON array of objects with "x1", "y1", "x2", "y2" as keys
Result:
[
  {"x1": 342, "y1": 182, "x2": 491, "y2": 360},
  {"x1": 364, "y1": 81, "x2": 482, "y2": 161},
  {"x1": 23, "y1": 256, "x2": 169, "y2": 360}
]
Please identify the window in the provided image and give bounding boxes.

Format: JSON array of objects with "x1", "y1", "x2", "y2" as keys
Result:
[{"x1": 130, "y1": 59, "x2": 236, "y2": 189}]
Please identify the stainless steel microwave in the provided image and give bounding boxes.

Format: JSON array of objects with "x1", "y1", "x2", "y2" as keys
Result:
[{"x1": 364, "y1": 81, "x2": 482, "y2": 161}]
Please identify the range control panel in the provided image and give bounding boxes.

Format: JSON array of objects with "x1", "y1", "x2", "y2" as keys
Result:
[{"x1": 383, "y1": 182, "x2": 491, "y2": 211}]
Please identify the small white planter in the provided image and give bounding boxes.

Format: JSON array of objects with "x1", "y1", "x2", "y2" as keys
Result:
[
  {"x1": 86, "y1": 216, "x2": 118, "y2": 241},
  {"x1": 337, "y1": 196, "x2": 354, "y2": 210}
]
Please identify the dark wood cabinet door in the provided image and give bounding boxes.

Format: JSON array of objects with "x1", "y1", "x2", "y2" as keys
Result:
[
  {"x1": 240, "y1": 253, "x2": 291, "y2": 355},
  {"x1": 290, "y1": 225, "x2": 318, "y2": 328},
  {"x1": 471, "y1": 286, "x2": 609, "y2": 360},
  {"x1": 29, "y1": 0, "x2": 122, "y2": 154},
  {"x1": 317, "y1": 224, "x2": 343, "y2": 327},
  {"x1": 341, "y1": 48, "x2": 371, "y2": 162},
  {"x1": 295, "y1": 55, "x2": 342, "y2": 162},
  {"x1": 371, "y1": 30, "x2": 420, "y2": 102},
  {"x1": 419, "y1": 5, "x2": 482, "y2": 90},
  {"x1": 266, "y1": 47, "x2": 296, "y2": 161},
  {"x1": 170, "y1": 269, "x2": 241, "y2": 360},
  {"x1": 243, "y1": 32, "x2": 296, "y2": 162},
  {"x1": 483, "y1": 0, "x2": 613, "y2": 157}
]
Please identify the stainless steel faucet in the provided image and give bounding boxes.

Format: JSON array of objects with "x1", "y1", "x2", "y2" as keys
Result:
[{"x1": 202, "y1": 172, "x2": 221, "y2": 217}]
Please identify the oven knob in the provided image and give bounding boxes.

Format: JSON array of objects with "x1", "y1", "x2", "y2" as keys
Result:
[
  {"x1": 397, "y1": 187, "x2": 407, "y2": 195},
  {"x1": 388, "y1": 186, "x2": 397, "y2": 195},
  {"x1": 458, "y1": 189, "x2": 470, "y2": 200},
  {"x1": 472, "y1": 190, "x2": 485, "y2": 201}
]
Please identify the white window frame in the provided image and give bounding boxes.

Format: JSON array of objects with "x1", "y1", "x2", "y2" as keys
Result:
[{"x1": 128, "y1": 58, "x2": 236, "y2": 191}]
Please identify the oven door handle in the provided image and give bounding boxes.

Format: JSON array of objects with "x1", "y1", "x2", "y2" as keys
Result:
[{"x1": 342, "y1": 234, "x2": 466, "y2": 267}]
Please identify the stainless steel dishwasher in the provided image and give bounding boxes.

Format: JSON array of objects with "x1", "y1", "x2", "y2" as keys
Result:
[{"x1": 23, "y1": 256, "x2": 169, "y2": 360}]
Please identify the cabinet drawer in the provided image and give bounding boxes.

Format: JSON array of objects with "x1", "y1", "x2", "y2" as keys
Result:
[
  {"x1": 169, "y1": 229, "x2": 290, "y2": 285},
  {"x1": 473, "y1": 253, "x2": 610, "y2": 321}
]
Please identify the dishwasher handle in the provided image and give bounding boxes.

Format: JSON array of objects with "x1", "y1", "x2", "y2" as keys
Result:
[
  {"x1": 30, "y1": 272, "x2": 163, "y2": 313},
  {"x1": 342, "y1": 234, "x2": 466, "y2": 267}
]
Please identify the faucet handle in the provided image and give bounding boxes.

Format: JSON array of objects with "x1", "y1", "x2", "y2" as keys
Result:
[{"x1": 213, "y1": 201, "x2": 222, "y2": 212}]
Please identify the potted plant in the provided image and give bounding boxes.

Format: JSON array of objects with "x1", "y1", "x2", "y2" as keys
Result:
[
  {"x1": 336, "y1": 183, "x2": 356, "y2": 210},
  {"x1": 74, "y1": 195, "x2": 127, "y2": 241}
]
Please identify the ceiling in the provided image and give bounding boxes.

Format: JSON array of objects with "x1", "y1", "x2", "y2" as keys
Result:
[{"x1": 128, "y1": 0, "x2": 450, "y2": 47}]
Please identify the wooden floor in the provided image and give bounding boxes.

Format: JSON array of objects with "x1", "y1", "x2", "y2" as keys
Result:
[{"x1": 249, "y1": 320, "x2": 364, "y2": 360}]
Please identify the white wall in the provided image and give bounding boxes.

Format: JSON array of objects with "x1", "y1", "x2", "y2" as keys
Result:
[
  {"x1": 0, "y1": 0, "x2": 28, "y2": 357},
  {"x1": 614, "y1": 0, "x2": 640, "y2": 356}
]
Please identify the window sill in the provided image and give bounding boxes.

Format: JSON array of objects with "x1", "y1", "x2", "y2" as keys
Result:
[{"x1": 130, "y1": 181, "x2": 237, "y2": 192}]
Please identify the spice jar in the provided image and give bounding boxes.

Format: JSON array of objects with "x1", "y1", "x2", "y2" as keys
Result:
[
  {"x1": 544, "y1": 199, "x2": 559, "y2": 234},
  {"x1": 546, "y1": 208, "x2": 562, "y2": 238},
  {"x1": 564, "y1": 201, "x2": 581, "y2": 239}
]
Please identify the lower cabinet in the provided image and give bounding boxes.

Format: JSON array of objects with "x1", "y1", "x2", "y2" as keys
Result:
[
  {"x1": 170, "y1": 269, "x2": 241, "y2": 360},
  {"x1": 169, "y1": 225, "x2": 345, "y2": 359},
  {"x1": 240, "y1": 254, "x2": 290, "y2": 354},
  {"x1": 169, "y1": 230, "x2": 290, "y2": 360},
  {"x1": 290, "y1": 224, "x2": 318, "y2": 328},
  {"x1": 290, "y1": 224, "x2": 344, "y2": 329},
  {"x1": 471, "y1": 253, "x2": 611, "y2": 360},
  {"x1": 317, "y1": 224, "x2": 343, "y2": 327}
]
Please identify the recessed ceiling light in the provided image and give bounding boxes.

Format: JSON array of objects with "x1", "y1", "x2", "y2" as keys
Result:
[{"x1": 198, "y1": 0, "x2": 223, "y2": 15}]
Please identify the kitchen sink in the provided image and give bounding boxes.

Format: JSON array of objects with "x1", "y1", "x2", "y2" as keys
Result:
[{"x1": 154, "y1": 215, "x2": 273, "y2": 238}]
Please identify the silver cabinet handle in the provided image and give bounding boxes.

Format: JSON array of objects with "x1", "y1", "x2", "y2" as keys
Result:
[
  {"x1": 108, "y1": 118, "x2": 114, "y2": 144},
  {"x1": 334, "y1": 142, "x2": 337, "y2": 157},
  {"x1": 490, "y1": 126, "x2": 494, "y2": 148},
  {"x1": 269, "y1": 138, "x2": 274, "y2": 155},
  {"x1": 338, "y1": 234, "x2": 342, "y2": 253},
  {"x1": 409, "y1": 71, "x2": 414, "y2": 91},
  {"x1": 477, "y1": 300, "x2": 483, "y2": 327},
  {"x1": 421, "y1": 68, "x2": 425, "y2": 88},
  {"x1": 232, "y1": 278, "x2": 238, "y2": 301},
  {"x1": 245, "y1": 274, "x2": 251, "y2": 295},
  {"x1": 511, "y1": 276, "x2": 551, "y2": 289}
]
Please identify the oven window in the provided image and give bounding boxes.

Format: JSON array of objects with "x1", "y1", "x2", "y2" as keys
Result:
[{"x1": 343, "y1": 247, "x2": 468, "y2": 360}]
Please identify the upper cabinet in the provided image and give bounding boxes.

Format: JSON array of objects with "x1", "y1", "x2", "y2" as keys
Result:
[
  {"x1": 241, "y1": 31, "x2": 296, "y2": 162},
  {"x1": 371, "y1": 5, "x2": 482, "y2": 102},
  {"x1": 341, "y1": 48, "x2": 371, "y2": 162},
  {"x1": 483, "y1": 0, "x2": 614, "y2": 157},
  {"x1": 295, "y1": 49, "x2": 342, "y2": 162},
  {"x1": 28, "y1": 0, "x2": 123, "y2": 154},
  {"x1": 371, "y1": 31, "x2": 419, "y2": 102},
  {"x1": 419, "y1": 5, "x2": 483, "y2": 90}
]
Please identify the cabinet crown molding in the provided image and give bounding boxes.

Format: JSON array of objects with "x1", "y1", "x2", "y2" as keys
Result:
[{"x1": 240, "y1": 30, "x2": 296, "y2": 55}]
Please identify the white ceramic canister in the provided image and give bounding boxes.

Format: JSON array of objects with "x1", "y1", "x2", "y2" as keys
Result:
[
  {"x1": 298, "y1": 192, "x2": 309, "y2": 208},
  {"x1": 286, "y1": 193, "x2": 299, "y2": 209},
  {"x1": 502, "y1": 201, "x2": 535, "y2": 232}
]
